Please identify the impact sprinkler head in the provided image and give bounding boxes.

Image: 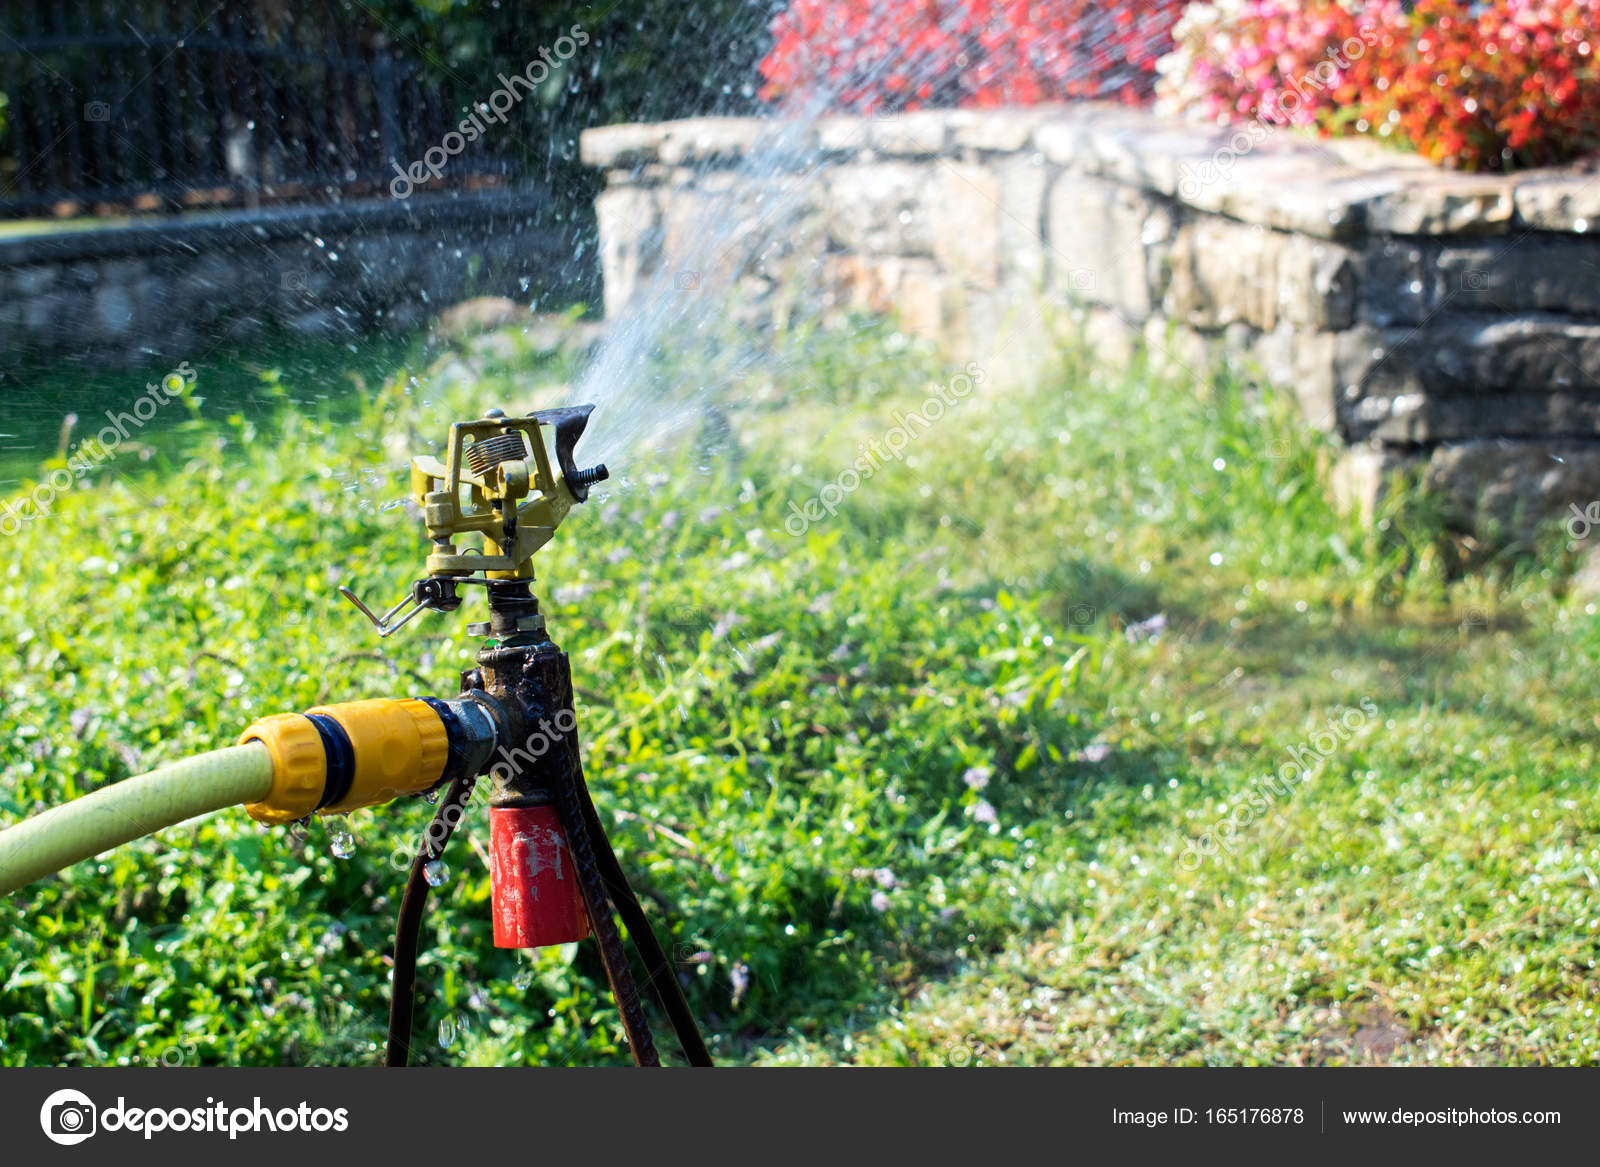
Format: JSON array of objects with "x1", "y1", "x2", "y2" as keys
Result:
[{"x1": 338, "y1": 404, "x2": 608, "y2": 638}]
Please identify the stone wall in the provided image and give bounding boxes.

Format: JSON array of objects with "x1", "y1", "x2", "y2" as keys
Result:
[
  {"x1": 0, "y1": 191, "x2": 558, "y2": 370},
  {"x1": 581, "y1": 106, "x2": 1600, "y2": 532}
]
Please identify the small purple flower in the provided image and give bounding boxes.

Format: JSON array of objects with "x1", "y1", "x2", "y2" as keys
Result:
[
  {"x1": 871, "y1": 890, "x2": 891, "y2": 913},
  {"x1": 962, "y1": 766, "x2": 991, "y2": 790},
  {"x1": 873, "y1": 867, "x2": 897, "y2": 890},
  {"x1": 1125, "y1": 613, "x2": 1168, "y2": 644},
  {"x1": 1082, "y1": 741, "x2": 1112, "y2": 763},
  {"x1": 970, "y1": 799, "x2": 997, "y2": 826}
]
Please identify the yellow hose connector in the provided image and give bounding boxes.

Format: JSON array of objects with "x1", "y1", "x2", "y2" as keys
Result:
[
  {"x1": 310, "y1": 698, "x2": 449, "y2": 813},
  {"x1": 237, "y1": 713, "x2": 327, "y2": 824},
  {"x1": 239, "y1": 698, "x2": 449, "y2": 824}
]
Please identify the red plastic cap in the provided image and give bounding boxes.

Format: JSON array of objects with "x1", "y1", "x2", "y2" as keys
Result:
[{"x1": 489, "y1": 805, "x2": 591, "y2": 949}]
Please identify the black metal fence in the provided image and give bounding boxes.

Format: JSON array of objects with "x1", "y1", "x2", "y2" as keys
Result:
[{"x1": 0, "y1": 1, "x2": 487, "y2": 217}]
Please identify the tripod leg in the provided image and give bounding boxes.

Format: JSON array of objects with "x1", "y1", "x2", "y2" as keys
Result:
[
  {"x1": 573, "y1": 761, "x2": 713, "y2": 1066},
  {"x1": 549, "y1": 761, "x2": 661, "y2": 1067},
  {"x1": 387, "y1": 773, "x2": 477, "y2": 1067}
]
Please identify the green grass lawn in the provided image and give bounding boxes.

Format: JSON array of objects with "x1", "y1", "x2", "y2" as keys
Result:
[{"x1": 0, "y1": 315, "x2": 1595, "y2": 1067}]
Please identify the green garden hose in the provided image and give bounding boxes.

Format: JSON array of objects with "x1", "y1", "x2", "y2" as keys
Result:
[{"x1": 0, "y1": 742, "x2": 274, "y2": 896}]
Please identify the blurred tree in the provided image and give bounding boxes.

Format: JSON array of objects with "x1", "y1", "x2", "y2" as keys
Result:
[{"x1": 342, "y1": 0, "x2": 779, "y2": 300}]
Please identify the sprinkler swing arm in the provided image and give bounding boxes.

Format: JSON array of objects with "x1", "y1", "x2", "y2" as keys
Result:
[{"x1": 0, "y1": 403, "x2": 710, "y2": 1067}]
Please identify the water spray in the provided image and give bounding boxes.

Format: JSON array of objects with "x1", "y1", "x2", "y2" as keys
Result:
[{"x1": 0, "y1": 405, "x2": 711, "y2": 1068}]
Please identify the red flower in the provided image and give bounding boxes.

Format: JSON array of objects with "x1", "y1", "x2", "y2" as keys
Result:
[
  {"x1": 758, "y1": 0, "x2": 1186, "y2": 112},
  {"x1": 1177, "y1": 0, "x2": 1600, "y2": 172}
]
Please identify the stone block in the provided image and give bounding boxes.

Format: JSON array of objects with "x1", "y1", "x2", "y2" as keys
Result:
[
  {"x1": 822, "y1": 254, "x2": 946, "y2": 338},
  {"x1": 952, "y1": 109, "x2": 1052, "y2": 153},
  {"x1": 1512, "y1": 175, "x2": 1600, "y2": 233},
  {"x1": 825, "y1": 163, "x2": 934, "y2": 255},
  {"x1": 1435, "y1": 239, "x2": 1600, "y2": 315},
  {"x1": 1332, "y1": 442, "x2": 1421, "y2": 519},
  {"x1": 1354, "y1": 239, "x2": 1435, "y2": 326},
  {"x1": 1424, "y1": 438, "x2": 1600, "y2": 533},
  {"x1": 994, "y1": 155, "x2": 1049, "y2": 289},
  {"x1": 580, "y1": 122, "x2": 667, "y2": 168},
  {"x1": 930, "y1": 162, "x2": 1000, "y2": 289},
  {"x1": 12, "y1": 266, "x2": 56, "y2": 295},
  {"x1": 94, "y1": 285, "x2": 135, "y2": 336},
  {"x1": 1361, "y1": 315, "x2": 1600, "y2": 400},
  {"x1": 870, "y1": 111, "x2": 950, "y2": 156},
  {"x1": 1364, "y1": 174, "x2": 1516, "y2": 235},
  {"x1": 1047, "y1": 175, "x2": 1160, "y2": 317},
  {"x1": 595, "y1": 185, "x2": 661, "y2": 318},
  {"x1": 1363, "y1": 393, "x2": 1600, "y2": 444},
  {"x1": 658, "y1": 118, "x2": 770, "y2": 167},
  {"x1": 1166, "y1": 219, "x2": 1356, "y2": 332}
]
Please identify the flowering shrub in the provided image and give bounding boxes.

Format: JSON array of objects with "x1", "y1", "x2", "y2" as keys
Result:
[
  {"x1": 758, "y1": 0, "x2": 1188, "y2": 114},
  {"x1": 1387, "y1": 0, "x2": 1600, "y2": 170},
  {"x1": 1158, "y1": 0, "x2": 1600, "y2": 171},
  {"x1": 1155, "y1": 1, "x2": 1401, "y2": 130}
]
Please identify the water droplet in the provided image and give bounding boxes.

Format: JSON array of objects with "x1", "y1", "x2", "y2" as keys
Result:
[
  {"x1": 513, "y1": 969, "x2": 534, "y2": 990},
  {"x1": 423, "y1": 789, "x2": 439, "y2": 804},
  {"x1": 437, "y1": 1015, "x2": 456, "y2": 1048},
  {"x1": 325, "y1": 818, "x2": 356, "y2": 859},
  {"x1": 423, "y1": 859, "x2": 449, "y2": 887}
]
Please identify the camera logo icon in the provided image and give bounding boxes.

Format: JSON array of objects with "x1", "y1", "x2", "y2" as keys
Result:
[
  {"x1": 40, "y1": 1088, "x2": 97, "y2": 1145},
  {"x1": 84, "y1": 101, "x2": 110, "y2": 122},
  {"x1": 667, "y1": 603, "x2": 704, "y2": 629}
]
